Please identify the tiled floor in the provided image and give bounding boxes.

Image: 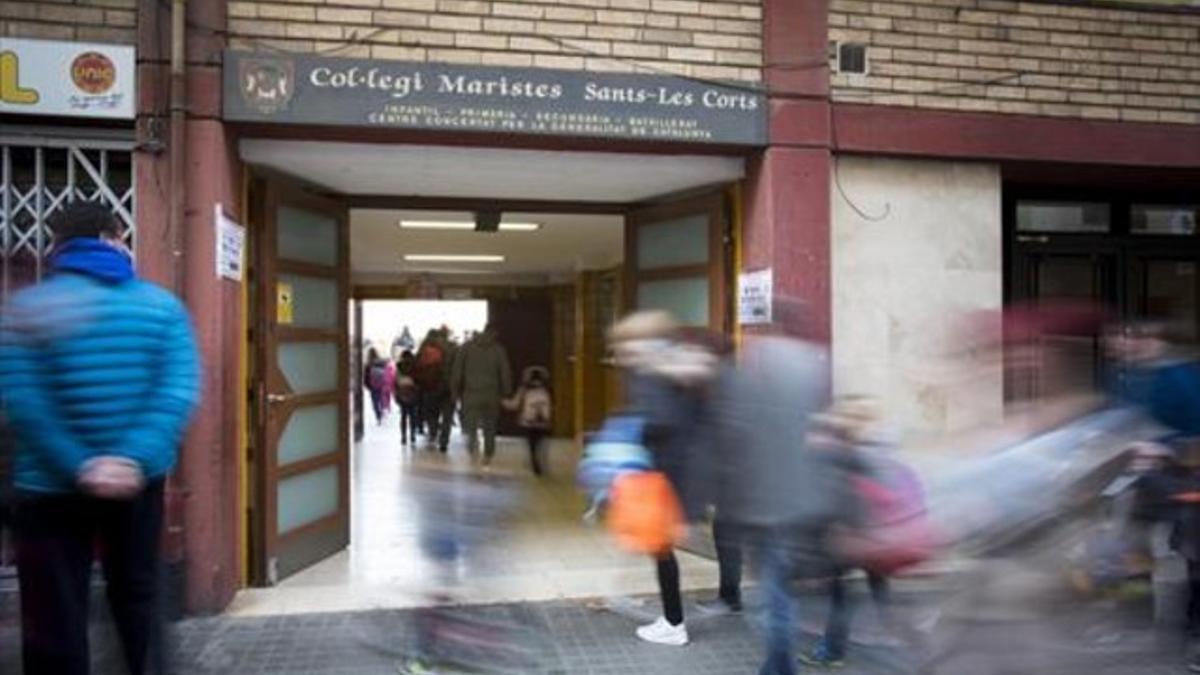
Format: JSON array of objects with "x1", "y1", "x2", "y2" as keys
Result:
[{"x1": 227, "y1": 415, "x2": 719, "y2": 616}]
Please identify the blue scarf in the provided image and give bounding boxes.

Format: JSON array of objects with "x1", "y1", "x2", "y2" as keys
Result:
[{"x1": 50, "y1": 238, "x2": 135, "y2": 284}]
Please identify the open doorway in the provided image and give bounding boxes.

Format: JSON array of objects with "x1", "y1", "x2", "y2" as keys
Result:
[
  {"x1": 339, "y1": 210, "x2": 627, "y2": 611},
  {"x1": 239, "y1": 145, "x2": 737, "y2": 614}
]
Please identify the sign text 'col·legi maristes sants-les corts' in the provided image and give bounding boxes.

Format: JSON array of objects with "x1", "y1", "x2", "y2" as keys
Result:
[{"x1": 223, "y1": 51, "x2": 767, "y2": 147}]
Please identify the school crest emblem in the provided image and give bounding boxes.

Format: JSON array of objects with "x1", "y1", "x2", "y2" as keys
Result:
[{"x1": 239, "y1": 58, "x2": 294, "y2": 115}]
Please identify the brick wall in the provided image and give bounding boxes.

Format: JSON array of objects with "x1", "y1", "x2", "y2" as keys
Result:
[
  {"x1": 1, "y1": 0, "x2": 137, "y2": 44},
  {"x1": 226, "y1": 0, "x2": 763, "y2": 81},
  {"x1": 830, "y1": 0, "x2": 1200, "y2": 125}
]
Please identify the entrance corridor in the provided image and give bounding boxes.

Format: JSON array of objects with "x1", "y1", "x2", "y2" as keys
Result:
[{"x1": 227, "y1": 418, "x2": 719, "y2": 616}]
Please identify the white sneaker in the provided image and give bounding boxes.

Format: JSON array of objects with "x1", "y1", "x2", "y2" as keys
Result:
[{"x1": 635, "y1": 617, "x2": 689, "y2": 646}]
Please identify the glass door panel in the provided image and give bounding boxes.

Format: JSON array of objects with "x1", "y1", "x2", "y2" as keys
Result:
[
  {"x1": 1133, "y1": 257, "x2": 1199, "y2": 341},
  {"x1": 253, "y1": 181, "x2": 349, "y2": 585},
  {"x1": 277, "y1": 274, "x2": 340, "y2": 328},
  {"x1": 636, "y1": 277, "x2": 711, "y2": 327},
  {"x1": 636, "y1": 214, "x2": 711, "y2": 269},
  {"x1": 1007, "y1": 252, "x2": 1116, "y2": 402},
  {"x1": 625, "y1": 192, "x2": 729, "y2": 561},
  {"x1": 626, "y1": 193, "x2": 727, "y2": 331}
]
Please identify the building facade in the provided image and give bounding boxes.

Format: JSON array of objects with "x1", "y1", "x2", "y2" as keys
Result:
[{"x1": 2, "y1": 0, "x2": 1198, "y2": 613}]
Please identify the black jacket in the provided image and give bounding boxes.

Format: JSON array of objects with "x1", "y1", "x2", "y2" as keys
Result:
[{"x1": 625, "y1": 372, "x2": 712, "y2": 521}]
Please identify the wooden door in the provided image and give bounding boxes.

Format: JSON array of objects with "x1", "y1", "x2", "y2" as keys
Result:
[
  {"x1": 625, "y1": 192, "x2": 729, "y2": 559},
  {"x1": 351, "y1": 299, "x2": 364, "y2": 443},
  {"x1": 251, "y1": 178, "x2": 350, "y2": 585},
  {"x1": 578, "y1": 269, "x2": 622, "y2": 433},
  {"x1": 489, "y1": 294, "x2": 553, "y2": 436},
  {"x1": 625, "y1": 193, "x2": 729, "y2": 333}
]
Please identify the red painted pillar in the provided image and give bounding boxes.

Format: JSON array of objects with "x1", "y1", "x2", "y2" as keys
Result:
[
  {"x1": 179, "y1": 118, "x2": 243, "y2": 614},
  {"x1": 743, "y1": 148, "x2": 832, "y2": 344},
  {"x1": 742, "y1": 0, "x2": 833, "y2": 343},
  {"x1": 135, "y1": 0, "x2": 243, "y2": 615}
]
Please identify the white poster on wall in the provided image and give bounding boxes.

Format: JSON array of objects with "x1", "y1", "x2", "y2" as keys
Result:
[
  {"x1": 0, "y1": 38, "x2": 135, "y2": 119},
  {"x1": 215, "y1": 204, "x2": 246, "y2": 282},
  {"x1": 738, "y1": 268, "x2": 773, "y2": 325}
]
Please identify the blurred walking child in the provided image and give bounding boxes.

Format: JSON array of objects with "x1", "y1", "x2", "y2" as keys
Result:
[
  {"x1": 364, "y1": 348, "x2": 389, "y2": 426},
  {"x1": 802, "y1": 395, "x2": 931, "y2": 669},
  {"x1": 382, "y1": 356, "x2": 397, "y2": 417},
  {"x1": 395, "y1": 349, "x2": 420, "y2": 446},
  {"x1": 505, "y1": 366, "x2": 553, "y2": 476}
]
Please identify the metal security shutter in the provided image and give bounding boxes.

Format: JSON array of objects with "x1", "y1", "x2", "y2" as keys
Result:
[{"x1": 1, "y1": 133, "x2": 136, "y2": 300}]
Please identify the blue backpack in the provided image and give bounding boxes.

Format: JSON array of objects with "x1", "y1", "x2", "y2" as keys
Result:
[{"x1": 577, "y1": 415, "x2": 653, "y2": 501}]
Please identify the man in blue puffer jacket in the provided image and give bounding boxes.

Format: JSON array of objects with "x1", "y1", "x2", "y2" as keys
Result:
[{"x1": 0, "y1": 201, "x2": 199, "y2": 675}]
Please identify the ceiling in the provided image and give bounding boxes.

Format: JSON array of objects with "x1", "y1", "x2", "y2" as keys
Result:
[
  {"x1": 351, "y1": 209, "x2": 624, "y2": 279},
  {"x1": 240, "y1": 140, "x2": 746, "y2": 202}
]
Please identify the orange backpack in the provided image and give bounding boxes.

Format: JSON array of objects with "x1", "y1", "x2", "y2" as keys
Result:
[{"x1": 607, "y1": 471, "x2": 685, "y2": 556}]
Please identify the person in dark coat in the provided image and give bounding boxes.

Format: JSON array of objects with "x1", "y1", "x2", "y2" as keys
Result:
[
  {"x1": 415, "y1": 330, "x2": 451, "y2": 450},
  {"x1": 609, "y1": 311, "x2": 718, "y2": 647},
  {"x1": 0, "y1": 410, "x2": 13, "y2": 565},
  {"x1": 394, "y1": 349, "x2": 420, "y2": 446},
  {"x1": 452, "y1": 325, "x2": 512, "y2": 466},
  {"x1": 1109, "y1": 321, "x2": 1200, "y2": 668}
]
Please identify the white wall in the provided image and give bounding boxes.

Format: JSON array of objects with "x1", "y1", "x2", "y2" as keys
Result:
[{"x1": 831, "y1": 157, "x2": 1004, "y2": 438}]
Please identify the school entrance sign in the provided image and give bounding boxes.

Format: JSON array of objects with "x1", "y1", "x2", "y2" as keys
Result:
[{"x1": 224, "y1": 51, "x2": 767, "y2": 147}]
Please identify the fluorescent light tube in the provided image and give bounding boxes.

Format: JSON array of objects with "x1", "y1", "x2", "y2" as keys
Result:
[
  {"x1": 403, "y1": 254, "x2": 505, "y2": 263},
  {"x1": 399, "y1": 220, "x2": 541, "y2": 231}
]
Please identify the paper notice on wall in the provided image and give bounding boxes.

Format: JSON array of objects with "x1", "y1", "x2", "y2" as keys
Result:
[
  {"x1": 215, "y1": 204, "x2": 245, "y2": 281},
  {"x1": 277, "y1": 282, "x2": 294, "y2": 325},
  {"x1": 738, "y1": 268, "x2": 772, "y2": 325}
]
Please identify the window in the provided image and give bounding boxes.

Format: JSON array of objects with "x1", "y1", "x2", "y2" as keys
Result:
[
  {"x1": 1016, "y1": 200, "x2": 1109, "y2": 233},
  {"x1": 1131, "y1": 204, "x2": 1198, "y2": 235},
  {"x1": 839, "y1": 43, "x2": 868, "y2": 75}
]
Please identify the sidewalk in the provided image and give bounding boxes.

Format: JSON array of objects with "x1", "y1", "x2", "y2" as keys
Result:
[
  {"x1": 2, "y1": 585, "x2": 1191, "y2": 674},
  {"x1": 167, "y1": 591, "x2": 1194, "y2": 675}
]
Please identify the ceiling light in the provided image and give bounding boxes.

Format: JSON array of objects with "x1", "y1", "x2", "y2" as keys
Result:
[
  {"x1": 403, "y1": 254, "x2": 505, "y2": 263},
  {"x1": 399, "y1": 220, "x2": 541, "y2": 232}
]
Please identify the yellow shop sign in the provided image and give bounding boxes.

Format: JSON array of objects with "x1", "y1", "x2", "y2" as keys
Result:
[{"x1": 0, "y1": 38, "x2": 134, "y2": 119}]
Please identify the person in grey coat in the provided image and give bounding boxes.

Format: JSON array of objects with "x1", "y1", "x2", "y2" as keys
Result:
[
  {"x1": 452, "y1": 325, "x2": 512, "y2": 466},
  {"x1": 710, "y1": 297, "x2": 837, "y2": 675}
]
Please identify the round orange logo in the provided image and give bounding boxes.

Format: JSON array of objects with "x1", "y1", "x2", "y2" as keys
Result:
[{"x1": 71, "y1": 52, "x2": 116, "y2": 95}]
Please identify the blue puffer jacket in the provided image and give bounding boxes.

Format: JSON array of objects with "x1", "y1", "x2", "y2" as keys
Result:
[{"x1": 0, "y1": 239, "x2": 200, "y2": 494}]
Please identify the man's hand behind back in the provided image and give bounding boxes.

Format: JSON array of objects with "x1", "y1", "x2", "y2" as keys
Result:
[{"x1": 78, "y1": 456, "x2": 145, "y2": 500}]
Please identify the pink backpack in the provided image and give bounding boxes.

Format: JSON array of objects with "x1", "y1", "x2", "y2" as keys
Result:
[{"x1": 844, "y1": 460, "x2": 938, "y2": 574}]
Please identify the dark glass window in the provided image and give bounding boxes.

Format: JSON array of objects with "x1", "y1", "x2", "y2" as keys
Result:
[
  {"x1": 1016, "y1": 200, "x2": 1110, "y2": 233},
  {"x1": 1131, "y1": 204, "x2": 1198, "y2": 235}
]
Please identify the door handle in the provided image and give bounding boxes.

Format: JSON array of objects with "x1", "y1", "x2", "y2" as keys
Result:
[{"x1": 267, "y1": 393, "x2": 293, "y2": 404}]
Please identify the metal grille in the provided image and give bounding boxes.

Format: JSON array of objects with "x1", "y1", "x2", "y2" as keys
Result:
[{"x1": 1, "y1": 137, "x2": 136, "y2": 300}]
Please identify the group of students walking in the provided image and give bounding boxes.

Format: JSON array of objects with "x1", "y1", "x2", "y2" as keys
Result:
[
  {"x1": 605, "y1": 303, "x2": 1200, "y2": 675},
  {"x1": 604, "y1": 305, "x2": 919, "y2": 674},
  {"x1": 363, "y1": 325, "x2": 555, "y2": 474}
]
